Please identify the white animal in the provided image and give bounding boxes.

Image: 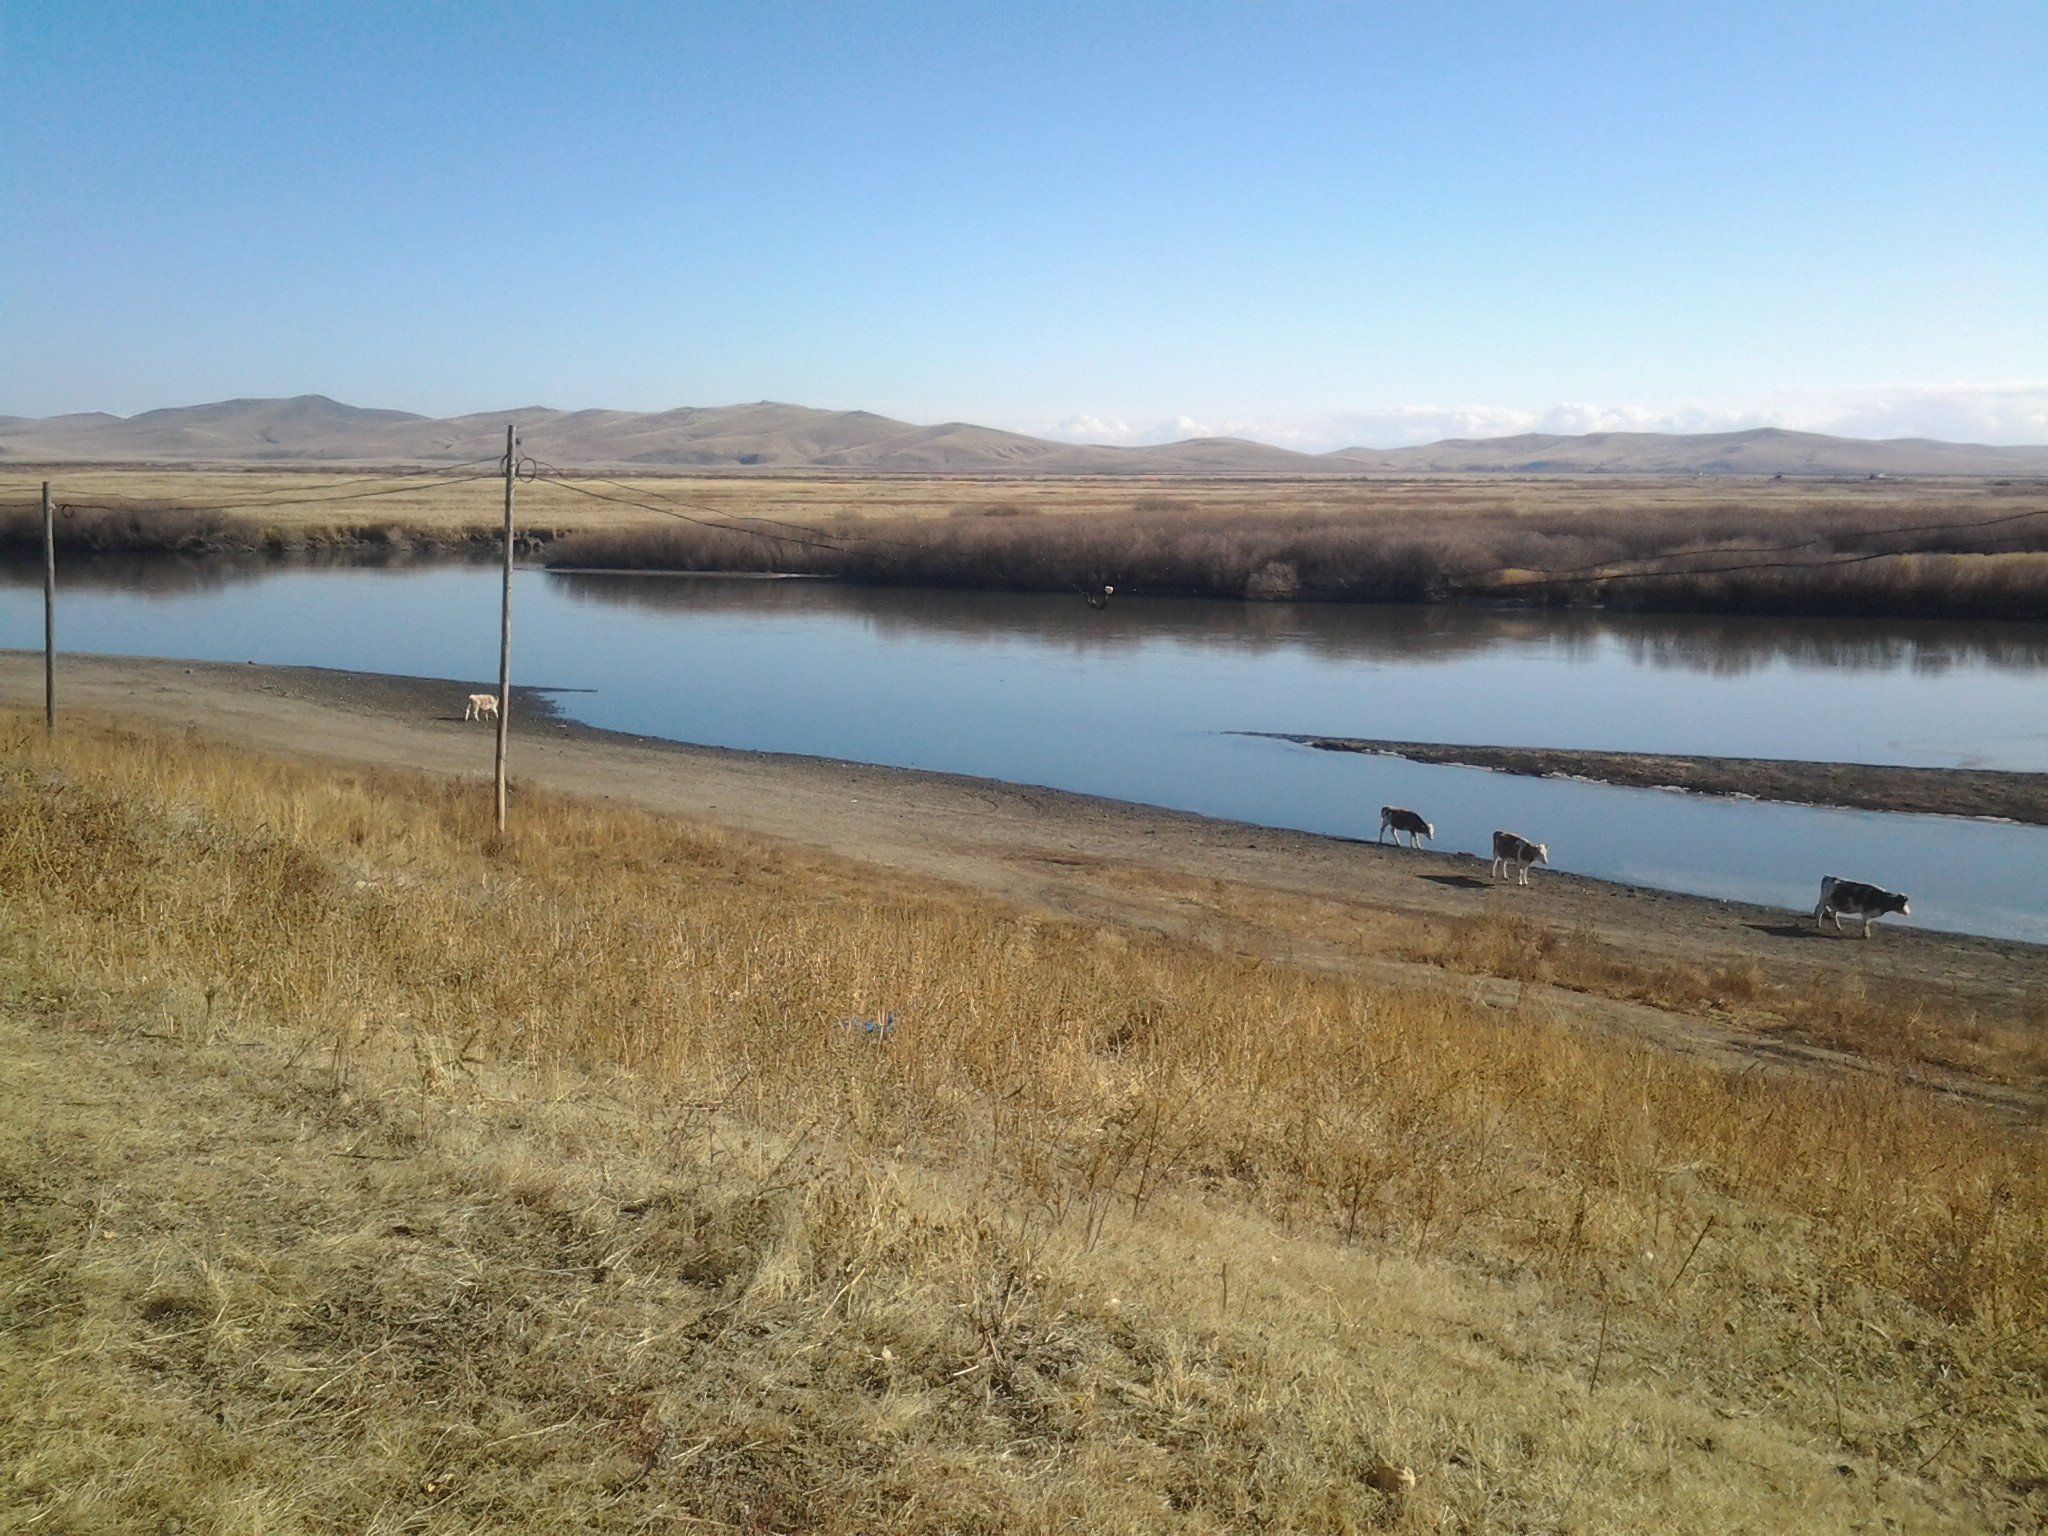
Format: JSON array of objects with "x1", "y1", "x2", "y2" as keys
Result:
[
  {"x1": 1377, "y1": 805, "x2": 1434, "y2": 848},
  {"x1": 1814, "y1": 876, "x2": 1909, "y2": 938},
  {"x1": 1491, "y1": 830, "x2": 1549, "y2": 885},
  {"x1": 464, "y1": 692, "x2": 500, "y2": 723}
]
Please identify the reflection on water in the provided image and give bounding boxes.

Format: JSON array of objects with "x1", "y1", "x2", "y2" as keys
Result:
[
  {"x1": 0, "y1": 555, "x2": 272, "y2": 598},
  {"x1": 0, "y1": 552, "x2": 490, "y2": 599},
  {"x1": 7, "y1": 556, "x2": 2046, "y2": 673},
  {"x1": 558, "y1": 570, "x2": 2048, "y2": 674},
  {"x1": 1613, "y1": 618, "x2": 2048, "y2": 677},
  {"x1": 555, "y1": 574, "x2": 1511, "y2": 662},
  {"x1": 2, "y1": 561, "x2": 2045, "y2": 941}
]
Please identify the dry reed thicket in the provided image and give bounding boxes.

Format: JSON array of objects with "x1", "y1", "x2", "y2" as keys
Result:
[
  {"x1": 2, "y1": 712, "x2": 2044, "y2": 1532},
  {"x1": 0, "y1": 472, "x2": 511, "y2": 559},
  {"x1": 546, "y1": 502, "x2": 2048, "y2": 618},
  {"x1": 4, "y1": 468, "x2": 2046, "y2": 618},
  {"x1": 533, "y1": 477, "x2": 2048, "y2": 618}
]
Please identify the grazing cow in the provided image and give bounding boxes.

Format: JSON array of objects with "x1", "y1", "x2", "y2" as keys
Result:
[
  {"x1": 1378, "y1": 805, "x2": 1434, "y2": 848},
  {"x1": 1491, "y1": 830, "x2": 1549, "y2": 885},
  {"x1": 1814, "y1": 876, "x2": 1909, "y2": 938},
  {"x1": 464, "y1": 692, "x2": 500, "y2": 723}
]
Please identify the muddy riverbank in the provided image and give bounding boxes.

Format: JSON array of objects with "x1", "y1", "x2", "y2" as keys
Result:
[{"x1": 1259, "y1": 733, "x2": 2048, "y2": 826}]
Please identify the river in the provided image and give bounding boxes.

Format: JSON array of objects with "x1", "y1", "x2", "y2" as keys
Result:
[{"x1": 4, "y1": 560, "x2": 2045, "y2": 942}]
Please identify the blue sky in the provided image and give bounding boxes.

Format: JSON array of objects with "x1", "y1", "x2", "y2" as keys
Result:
[{"x1": 3, "y1": 1, "x2": 2043, "y2": 448}]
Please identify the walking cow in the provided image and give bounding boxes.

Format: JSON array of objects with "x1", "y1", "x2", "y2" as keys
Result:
[
  {"x1": 1491, "y1": 830, "x2": 1549, "y2": 885},
  {"x1": 1814, "y1": 876, "x2": 1909, "y2": 938}
]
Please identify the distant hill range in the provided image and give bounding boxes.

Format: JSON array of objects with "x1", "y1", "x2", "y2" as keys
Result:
[{"x1": 4, "y1": 395, "x2": 2046, "y2": 478}]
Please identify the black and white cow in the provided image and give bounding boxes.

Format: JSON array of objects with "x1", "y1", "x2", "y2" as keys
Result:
[
  {"x1": 1491, "y1": 830, "x2": 1549, "y2": 885},
  {"x1": 1378, "y1": 805, "x2": 1434, "y2": 848},
  {"x1": 1814, "y1": 876, "x2": 1909, "y2": 938}
]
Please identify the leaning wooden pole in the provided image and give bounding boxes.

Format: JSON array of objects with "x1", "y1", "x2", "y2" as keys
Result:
[
  {"x1": 493, "y1": 424, "x2": 515, "y2": 833},
  {"x1": 41, "y1": 481, "x2": 55, "y2": 732}
]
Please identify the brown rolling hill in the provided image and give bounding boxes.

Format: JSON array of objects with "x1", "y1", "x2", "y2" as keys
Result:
[
  {"x1": 1334, "y1": 427, "x2": 2048, "y2": 477},
  {"x1": 2, "y1": 395, "x2": 2044, "y2": 477}
]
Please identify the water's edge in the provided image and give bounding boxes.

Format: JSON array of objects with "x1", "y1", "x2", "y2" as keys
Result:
[
  {"x1": 1245, "y1": 733, "x2": 2048, "y2": 825},
  {"x1": 7, "y1": 649, "x2": 2042, "y2": 953},
  {"x1": 5, "y1": 566, "x2": 2044, "y2": 941}
]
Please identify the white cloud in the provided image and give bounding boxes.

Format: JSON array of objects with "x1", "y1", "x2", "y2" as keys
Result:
[
  {"x1": 1133, "y1": 415, "x2": 1218, "y2": 445},
  {"x1": 1019, "y1": 384, "x2": 2048, "y2": 454},
  {"x1": 1047, "y1": 413, "x2": 1135, "y2": 442},
  {"x1": 1042, "y1": 413, "x2": 1270, "y2": 446},
  {"x1": 1790, "y1": 385, "x2": 2048, "y2": 444}
]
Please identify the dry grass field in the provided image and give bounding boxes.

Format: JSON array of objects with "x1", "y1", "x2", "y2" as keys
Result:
[
  {"x1": 3, "y1": 710, "x2": 2044, "y2": 1532},
  {"x1": 5, "y1": 464, "x2": 2042, "y2": 535},
  {"x1": 3, "y1": 468, "x2": 2046, "y2": 616}
]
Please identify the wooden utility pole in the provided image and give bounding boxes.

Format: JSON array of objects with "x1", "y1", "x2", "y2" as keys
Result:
[
  {"x1": 494, "y1": 425, "x2": 516, "y2": 832},
  {"x1": 41, "y1": 482, "x2": 55, "y2": 732}
]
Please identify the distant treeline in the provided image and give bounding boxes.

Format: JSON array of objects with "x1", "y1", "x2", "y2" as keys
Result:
[
  {"x1": 541, "y1": 499, "x2": 2048, "y2": 621},
  {"x1": 0, "y1": 503, "x2": 507, "y2": 558},
  {"x1": 5, "y1": 495, "x2": 2047, "y2": 621}
]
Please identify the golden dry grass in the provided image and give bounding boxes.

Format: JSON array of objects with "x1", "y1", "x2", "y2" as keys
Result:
[
  {"x1": 1094, "y1": 869, "x2": 2048, "y2": 1093},
  {"x1": 6, "y1": 465, "x2": 2040, "y2": 529},
  {"x1": 1399, "y1": 910, "x2": 2048, "y2": 1088},
  {"x1": 2, "y1": 712, "x2": 2044, "y2": 1531}
]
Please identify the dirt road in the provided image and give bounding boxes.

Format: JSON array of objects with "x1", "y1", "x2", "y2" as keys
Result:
[{"x1": 6, "y1": 652, "x2": 2042, "y2": 1113}]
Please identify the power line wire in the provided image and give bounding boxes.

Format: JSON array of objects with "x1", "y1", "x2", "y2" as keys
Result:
[
  {"x1": 531, "y1": 465, "x2": 1126, "y2": 605},
  {"x1": 531, "y1": 463, "x2": 938, "y2": 554},
  {"x1": 23, "y1": 460, "x2": 504, "y2": 510},
  {"x1": 40, "y1": 470, "x2": 500, "y2": 518},
  {"x1": 529, "y1": 469, "x2": 856, "y2": 558}
]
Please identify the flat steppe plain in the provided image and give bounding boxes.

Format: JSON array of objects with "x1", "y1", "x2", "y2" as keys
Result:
[{"x1": 6, "y1": 464, "x2": 2044, "y2": 538}]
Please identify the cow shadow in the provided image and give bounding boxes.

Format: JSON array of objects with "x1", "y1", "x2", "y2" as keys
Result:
[
  {"x1": 1421, "y1": 874, "x2": 1492, "y2": 891},
  {"x1": 1747, "y1": 921, "x2": 1825, "y2": 941}
]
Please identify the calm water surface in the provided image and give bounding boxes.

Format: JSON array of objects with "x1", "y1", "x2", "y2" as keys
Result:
[{"x1": 5, "y1": 562, "x2": 2045, "y2": 942}]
